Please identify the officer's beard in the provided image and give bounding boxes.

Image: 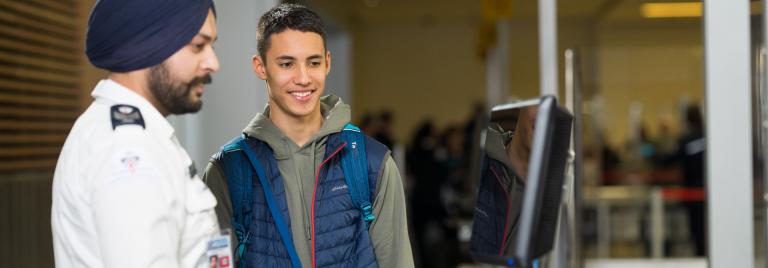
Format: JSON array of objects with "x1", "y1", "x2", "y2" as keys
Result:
[{"x1": 147, "y1": 62, "x2": 211, "y2": 115}]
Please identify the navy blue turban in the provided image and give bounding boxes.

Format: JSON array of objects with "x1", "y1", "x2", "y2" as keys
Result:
[{"x1": 86, "y1": 0, "x2": 216, "y2": 72}]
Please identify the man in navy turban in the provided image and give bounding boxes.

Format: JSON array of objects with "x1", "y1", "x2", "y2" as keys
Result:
[
  {"x1": 52, "y1": 0, "x2": 222, "y2": 267},
  {"x1": 85, "y1": 0, "x2": 218, "y2": 115}
]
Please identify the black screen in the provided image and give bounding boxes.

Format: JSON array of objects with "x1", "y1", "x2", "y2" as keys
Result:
[{"x1": 470, "y1": 96, "x2": 573, "y2": 267}]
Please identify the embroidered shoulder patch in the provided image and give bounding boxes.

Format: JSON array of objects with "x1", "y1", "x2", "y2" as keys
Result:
[{"x1": 111, "y1": 104, "x2": 145, "y2": 130}]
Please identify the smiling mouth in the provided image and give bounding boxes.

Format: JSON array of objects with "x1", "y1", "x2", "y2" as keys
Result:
[{"x1": 289, "y1": 90, "x2": 315, "y2": 101}]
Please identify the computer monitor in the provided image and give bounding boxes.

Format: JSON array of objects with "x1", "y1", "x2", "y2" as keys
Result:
[{"x1": 469, "y1": 95, "x2": 573, "y2": 268}]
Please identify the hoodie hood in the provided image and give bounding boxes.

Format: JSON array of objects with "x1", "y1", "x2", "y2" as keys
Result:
[{"x1": 242, "y1": 95, "x2": 350, "y2": 156}]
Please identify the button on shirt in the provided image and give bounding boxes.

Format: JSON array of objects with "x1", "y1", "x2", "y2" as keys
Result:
[{"x1": 51, "y1": 79, "x2": 219, "y2": 268}]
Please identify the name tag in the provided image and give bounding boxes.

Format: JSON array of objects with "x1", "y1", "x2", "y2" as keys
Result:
[{"x1": 206, "y1": 229, "x2": 233, "y2": 268}]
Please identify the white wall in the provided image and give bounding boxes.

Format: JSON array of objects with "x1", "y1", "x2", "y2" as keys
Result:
[
  {"x1": 324, "y1": 30, "x2": 353, "y2": 107},
  {"x1": 169, "y1": 0, "x2": 277, "y2": 170},
  {"x1": 352, "y1": 21, "x2": 486, "y2": 143}
]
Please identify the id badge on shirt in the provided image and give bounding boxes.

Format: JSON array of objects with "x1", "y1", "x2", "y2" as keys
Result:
[{"x1": 206, "y1": 228, "x2": 233, "y2": 268}]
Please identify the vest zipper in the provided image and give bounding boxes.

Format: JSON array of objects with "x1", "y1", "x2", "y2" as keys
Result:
[{"x1": 311, "y1": 141, "x2": 346, "y2": 268}]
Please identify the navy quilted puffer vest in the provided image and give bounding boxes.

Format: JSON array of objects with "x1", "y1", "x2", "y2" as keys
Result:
[{"x1": 215, "y1": 132, "x2": 387, "y2": 268}]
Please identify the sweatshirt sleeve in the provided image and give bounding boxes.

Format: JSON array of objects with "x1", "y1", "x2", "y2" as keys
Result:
[
  {"x1": 369, "y1": 154, "x2": 415, "y2": 268},
  {"x1": 202, "y1": 160, "x2": 233, "y2": 231}
]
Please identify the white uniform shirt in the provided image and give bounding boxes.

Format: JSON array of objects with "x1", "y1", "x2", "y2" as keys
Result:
[{"x1": 51, "y1": 79, "x2": 219, "y2": 268}]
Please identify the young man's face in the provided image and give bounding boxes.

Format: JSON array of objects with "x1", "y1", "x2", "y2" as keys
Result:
[
  {"x1": 253, "y1": 29, "x2": 330, "y2": 120},
  {"x1": 148, "y1": 9, "x2": 219, "y2": 115}
]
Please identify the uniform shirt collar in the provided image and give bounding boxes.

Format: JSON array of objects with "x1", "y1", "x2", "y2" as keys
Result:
[{"x1": 91, "y1": 79, "x2": 175, "y2": 138}]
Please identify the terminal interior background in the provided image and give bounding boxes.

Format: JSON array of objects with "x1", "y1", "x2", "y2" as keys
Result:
[{"x1": 0, "y1": 0, "x2": 763, "y2": 267}]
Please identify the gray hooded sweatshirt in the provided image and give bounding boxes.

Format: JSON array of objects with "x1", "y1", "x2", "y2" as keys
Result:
[{"x1": 203, "y1": 95, "x2": 414, "y2": 268}]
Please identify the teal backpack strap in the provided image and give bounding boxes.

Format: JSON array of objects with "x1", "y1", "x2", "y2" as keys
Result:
[
  {"x1": 236, "y1": 138, "x2": 302, "y2": 268},
  {"x1": 340, "y1": 123, "x2": 376, "y2": 229},
  {"x1": 219, "y1": 136, "x2": 253, "y2": 268}
]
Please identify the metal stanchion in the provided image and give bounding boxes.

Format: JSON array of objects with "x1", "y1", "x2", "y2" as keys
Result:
[{"x1": 650, "y1": 188, "x2": 664, "y2": 259}]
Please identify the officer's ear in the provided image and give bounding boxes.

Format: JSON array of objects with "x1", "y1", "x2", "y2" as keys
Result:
[{"x1": 252, "y1": 55, "x2": 267, "y2": 80}]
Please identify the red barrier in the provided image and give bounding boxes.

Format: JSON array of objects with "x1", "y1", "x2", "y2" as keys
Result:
[{"x1": 661, "y1": 188, "x2": 705, "y2": 202}]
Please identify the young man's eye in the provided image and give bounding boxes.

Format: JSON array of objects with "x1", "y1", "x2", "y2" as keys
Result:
[
  {"x1": 309, "y1": 61, "x2": 322, "y2": 67},
  {"x1": 279, "y1": 62, "x2": 293, "y2": 68}
]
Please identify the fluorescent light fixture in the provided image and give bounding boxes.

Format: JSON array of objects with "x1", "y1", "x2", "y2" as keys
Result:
[{"x1": 641, "y1": 2, "x2": 702, "y2": 18}]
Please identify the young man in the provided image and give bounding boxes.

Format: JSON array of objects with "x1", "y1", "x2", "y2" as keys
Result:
[
  {"x1": 203, "y1": 4, "x2": 413, "y2": 268},
  {"x1": 51, "y1": 1, "x2": 220, "y2": 267}
]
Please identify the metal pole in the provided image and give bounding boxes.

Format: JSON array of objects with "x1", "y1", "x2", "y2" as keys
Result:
[
  {"x1": 565, "y1": 50, "x2": 575, "y2": 110},
  {"x1": 547, "y1": 48, "x2": 578, "y2": 268},
  {"x1": 761, "y1": 0, "x2": 768, "y2": 266},
  {"x1": 539, "y1": 0, "x2": 558, "y2": 98},
  {"x1": 759, "y1": 46, "x2": 768, "y2": 268},
  {"x1": 565, "y1": 48, "x2": 584, "y2": 268},
  {"x1": 650, "y1": 188, "x2": 664, "y2": 259},
  {"x1": 704, "y1": 0, "x2": 754, "y2": 267},
  {"x1": 597, "y1": 202, "x2": 610, "y2": 258},
  {"x1": 485, "y1": 20, "x2": 510, "y2": 107},
  {"x1": 563, "y1": 49, "x2": 576, "y2": 268}
]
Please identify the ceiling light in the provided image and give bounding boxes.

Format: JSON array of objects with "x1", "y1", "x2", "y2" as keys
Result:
[{"x1": 641, "y1": 2, "x2": 702, "y2": 18}]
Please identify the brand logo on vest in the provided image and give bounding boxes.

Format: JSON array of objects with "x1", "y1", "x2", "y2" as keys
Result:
[
  {"x1": 475, "y1": 207, "x2": 489, "y2": 218},
  {"x1": 332, "y1": 184, "x2": 348, "y2": 192}
]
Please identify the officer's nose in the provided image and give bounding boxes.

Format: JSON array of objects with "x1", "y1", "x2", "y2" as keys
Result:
[{"x1": 202, "y1": 48, "x2": 220, "y2": 73}]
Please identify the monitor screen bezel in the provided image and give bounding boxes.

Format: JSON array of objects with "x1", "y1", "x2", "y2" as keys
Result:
[{"x1": 469, "y1": 95, "x2": 573, "y2": 267}]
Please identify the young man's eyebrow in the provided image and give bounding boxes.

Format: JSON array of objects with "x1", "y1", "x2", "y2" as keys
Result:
[
  {"x1": 275, "y1": 55, "x2": 296, "y2": 61},
  {"x1": 307, "y1": 54, "x2": 323, "y2": 60}
]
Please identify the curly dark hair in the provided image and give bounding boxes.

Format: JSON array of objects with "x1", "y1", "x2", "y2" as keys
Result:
[{"x1": 257, "y1": 3, "x2": 326, "y2": 62}]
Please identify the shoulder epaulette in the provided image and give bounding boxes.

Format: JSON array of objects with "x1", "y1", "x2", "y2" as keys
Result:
[{"x1": 110, "y1": 104, "x2": 145, "y2": 130}]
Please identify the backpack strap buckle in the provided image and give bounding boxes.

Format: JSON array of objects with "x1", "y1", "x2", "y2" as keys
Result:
[{"x1": 361, "y1": 202, "x2": 375, "y2": 225}]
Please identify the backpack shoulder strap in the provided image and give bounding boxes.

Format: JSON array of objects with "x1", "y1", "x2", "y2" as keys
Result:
[
  {"x1": 218, "y1": 135, "x2": 253, "y2": 266},
  {"x1": 340, "y1": 123, "x2": 376, "y2": 229},
  {"x1": 235, "y1": 137, "x2": 302, "y2": 268}
]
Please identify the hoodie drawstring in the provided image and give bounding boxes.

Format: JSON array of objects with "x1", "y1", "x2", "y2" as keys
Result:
[{"x1": 306, "y1": 140, "x2": 317, "y2": 239}]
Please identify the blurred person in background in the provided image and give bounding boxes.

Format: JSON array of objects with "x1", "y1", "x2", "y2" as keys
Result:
[
  {"x1": 463, "y1": 102, "x2": 488, "y2": 197},
  {"x1": 677, "y1": 104, "x2": 706, "y2": 256},
  {"x1": 437, "y1": 125, "x2": 468, "y2": 213},
  {"x1": 51, "y1": 0, "x2": 220, "y2": 267},
  {"x1": 358, "y1": 112, "x2": 374, "y2": 133},
  {"x1": 435, "y1": 125, "x2": 469, "y2": 266},
  {"x1": 374, "y1": 110, "x2": 396, "y2": 149},
  {"x1": 407, "y1": 120, "x2": 446, "y2": 267}
]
